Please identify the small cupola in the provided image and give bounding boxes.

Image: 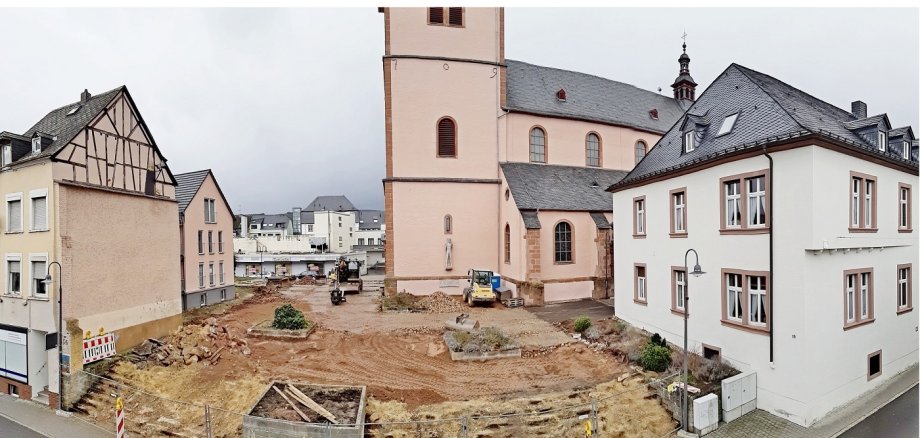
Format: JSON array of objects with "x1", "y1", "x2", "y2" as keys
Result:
[{"x1": 671, "y1": 41, "x2": 697, "y2": 103}]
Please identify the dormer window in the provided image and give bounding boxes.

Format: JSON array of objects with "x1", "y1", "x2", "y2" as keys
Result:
[
  {"x1": 31, "y1": 137, "x2": 41, "y2": 154},
  {"x1": 649, "y1": 109, "x2": 659, "y2": 120},
  {"x1": 556, "y1": 89, "x2": 566, "y2": 101},
  {"x1": 717, "y1": 113, "x2": 739, "y2": 136},
  {"x1": 904, "y1": 141, "x2": 911, "y2": 160},
  {"x1": 878, "y1": 131, "x2": 887, "y2": 152},
  {"x1": 683, "y1": 131, "x2": 695, "y2": 153},
  {"x1": 2, "y1": 145, "x2": 10, "y2": 166}
]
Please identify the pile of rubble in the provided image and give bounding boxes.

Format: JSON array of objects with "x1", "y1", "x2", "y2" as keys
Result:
[
  {"x1": 417, "y1": 291, "x2": 466, "y2": 313},
  {"x1": 129, "y1": 317, "x2": 251, "y2": 368}
]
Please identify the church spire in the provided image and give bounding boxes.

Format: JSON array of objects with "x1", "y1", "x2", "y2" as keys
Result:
[{"x1": 671, "y1": 36, "x2": 697, "y2": 103}]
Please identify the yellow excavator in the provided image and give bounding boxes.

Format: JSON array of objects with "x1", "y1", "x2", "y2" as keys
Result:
[{"x1": 463, "y1": 268, "x2": 496, "y2": 306}]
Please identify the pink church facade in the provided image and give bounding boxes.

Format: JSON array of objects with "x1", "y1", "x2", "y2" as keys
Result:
[{"x1": 381, "y1": 7, "x2": 693, "y2": 303}]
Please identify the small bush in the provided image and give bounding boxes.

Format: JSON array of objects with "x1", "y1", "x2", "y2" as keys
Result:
[
  {"x1": 583, "y1": 326, "x2": 600, "y2": 341},
  {"x1": 573, "y1": 316, "x2": 592, "y2": 333},
  {"x1": 640, "y1": 344, "x2": 671, "y2": 372},
  {"x1": 614, "y1": 320, "x2": 627, "y2": 333},
  {"x1": 452, "y1": 331, "x2": 472, "y2": 346},
  {"x1": 481, "y1": 327, "x2": 512, "y2": 350},
  {"x1": 272, "y1": 304, "x2": 308, "y2": 330},
  {"x1": 649, "y1": 333, "x2": 669, "y2": 350}
]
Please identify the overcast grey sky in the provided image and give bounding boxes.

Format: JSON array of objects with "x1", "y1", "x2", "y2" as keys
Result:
[{"x1": 1, "y1": 8, "x2": 916, "y2": 213}]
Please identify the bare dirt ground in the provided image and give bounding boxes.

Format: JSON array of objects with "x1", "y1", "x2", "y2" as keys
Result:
[{"x1": 80, "y1": 283, "x2": 675, "y2": 437}]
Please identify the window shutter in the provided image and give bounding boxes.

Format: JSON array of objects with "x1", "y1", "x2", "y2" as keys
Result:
[
  {"x1": 32, "y1": 261, "x2": 46, "y2": 280},
  {"x1": 8, "y1": 200, "x2": 21, "y2": 231},
  {"x1": 448, "y1": 8, "x2": 463, "y2": 26},
  {"x1": 428, "y1": 7, "x2": 444, "y2": 24},
  {"x1": 438, "y1": 118, "x2": 456, "y2": 157},
  {"x1": 32, "y1": 197, "x2": 47, "y2": 230}
]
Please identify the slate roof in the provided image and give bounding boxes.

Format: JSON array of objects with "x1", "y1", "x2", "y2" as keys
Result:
[
  {"x1": 841, "y1": 114, "x2": 890, "y2": 131},
  {"x1": 284, "y1": 210, "x2": 315, "y2": 224},
  {"x1": 249, "y1": 213, "x2": 291, "y2": 230},
  {"x1": 174, "y1": 170, "x2": 210, "y2": 214},
  {"x1": 505, "y1": 60, "x2": 685, "y2": 135},
  {"x1": 357, "y1": 210, "x2": 384, "y2": 230},
  {"x1": 501, "y1": 162, "x2": 629, "y2": 212},
  {"x1": 305, "y1": 195, "x2": 356, "y2": 211},
  {"x1": 590, "y1": 212, "x2": 612, "y2": 229},
  {"x1": 521, "y1": 211, "x2": 541, "y2": 229},
  {"x1": 17, "y1": 87, "x2": 123, "y2": 165},
  {"x1": 611, "y1": 63, "x2": 918, "y2": 189}
]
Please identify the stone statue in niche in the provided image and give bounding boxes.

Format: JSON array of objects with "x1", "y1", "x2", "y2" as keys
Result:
[{"x1": 445, "y1": 238, "x2": 453, "y2": 271}]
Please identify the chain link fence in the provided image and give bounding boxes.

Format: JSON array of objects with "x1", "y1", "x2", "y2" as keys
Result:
[{"x1": 71, "y1": 369, "x2": 680, "y2": 437}]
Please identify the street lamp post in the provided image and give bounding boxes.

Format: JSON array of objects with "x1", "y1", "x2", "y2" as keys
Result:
[
  {"x1": 43, "y1": 261, "x2": 63, "y2": 411},
  {"x1": 682, "y1": 249, "x2": 705, "y2": 433}
]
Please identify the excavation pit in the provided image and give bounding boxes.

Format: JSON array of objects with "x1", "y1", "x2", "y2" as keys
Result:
[{"x1": 243, "y1": 381, "x2": 367, "y2": 438}]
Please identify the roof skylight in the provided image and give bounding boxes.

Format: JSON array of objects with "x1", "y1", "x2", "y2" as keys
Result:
[
  {"x1": 717, "y1": 113, "x2": 739, "y2": 136},
  {"x1": 66, "y1": 105, "x2": 81, "y2": 116}
]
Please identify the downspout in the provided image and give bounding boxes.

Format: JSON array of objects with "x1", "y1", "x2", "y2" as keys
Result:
[{"x1": 762, "y1": 144, "x2": 774, "y2": 364}]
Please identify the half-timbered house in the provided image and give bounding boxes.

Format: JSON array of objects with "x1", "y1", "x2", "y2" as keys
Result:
[{"x1": 0, "y1": 86, "x2": 182, "y2": 408}]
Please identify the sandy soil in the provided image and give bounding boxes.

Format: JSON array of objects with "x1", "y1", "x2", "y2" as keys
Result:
[{"x1": 79, "y1": 283, "x2": 674, "y2": 436}]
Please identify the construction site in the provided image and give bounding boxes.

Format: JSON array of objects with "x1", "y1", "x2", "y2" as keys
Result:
[{"x1": 64, "y1": 272, "x2": 693, "y2": 437}]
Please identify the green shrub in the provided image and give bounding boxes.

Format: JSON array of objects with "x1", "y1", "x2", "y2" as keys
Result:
[
  {"x1": 272, "y1": 304, "x2": 308, "y2": 330},
  {"x1": 573, "y1": 316, "x2": 592, "y2": 333},
  {"x1": 481, "y1": 327, "x2": 512, "y2": 350},
  {"x1": 640, "y1": 344, "x2": 671, "y2": 372},
  {"x1": 649, "y1": 333, "x2": 669, "y2": 350},
  {"x1": 452, "y1": 331, "x2": 472, "y2": 347}
]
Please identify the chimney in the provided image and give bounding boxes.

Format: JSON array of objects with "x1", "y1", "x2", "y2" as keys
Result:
[
  {"x1": 80, "y1": 89, "x2": 91, "y2": 104},
  {"x1": 851, "y1": 101, "x2": 867, "y2": 119}
]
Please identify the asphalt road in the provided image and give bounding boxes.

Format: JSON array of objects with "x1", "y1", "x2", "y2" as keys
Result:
[
  {"x1": 840, "y1": 385, "x2": 918, "y2": 438},
  {"x1": 0, "y1": 415, "x2": 45, "y2": 438}
]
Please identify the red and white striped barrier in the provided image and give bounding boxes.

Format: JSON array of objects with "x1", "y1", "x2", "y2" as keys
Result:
[
  {"x1": 82, "y1": 333, "x2": 116, "y2": 365},
  {"x1": 115, "y1": 397, "x2": 125, "y2": 438}
]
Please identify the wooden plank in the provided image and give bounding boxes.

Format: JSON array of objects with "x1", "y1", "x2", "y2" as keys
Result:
[
  {"x1": 272, "y1": 386, "x2": 311, "y2": 422},
  {"x1": 285, "y1": 385, "x2": 338, "y2": 424}
]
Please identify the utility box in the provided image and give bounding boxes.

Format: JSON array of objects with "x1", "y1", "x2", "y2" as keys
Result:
[
  {"x1": 721, "y1": 371, "x2": 757, "y2": 423},
  {"x1": 693, "y1": 393, "x2": 719, "y2": 435}
]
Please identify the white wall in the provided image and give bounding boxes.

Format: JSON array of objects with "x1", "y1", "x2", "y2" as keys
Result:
[{"x1": 612, "y1": 145, "x2": 918, "y2": 427}]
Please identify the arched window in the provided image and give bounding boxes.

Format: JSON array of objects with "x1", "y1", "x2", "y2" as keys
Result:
[
  {"x1": 586, "y1": 133, "x2": 601, "y2": 167},
  {"x1": 504, "y1": 224, "x2": 511, "y2": 263},
  {"x1": 554, "y1": 221, "x2": 572, "y2": 263},
  {"x1": 437, "y1": 117, "x2": 457, "y2": 157},
  {"x1": 444, "y1": 214, "x2": 452, "y2": 234},
  {"x1": 635, "y1": 141, "x2": 647, "y2": 165},
  {"x1": 529, "y1": 127, "x2": 546, "y2": 163}
]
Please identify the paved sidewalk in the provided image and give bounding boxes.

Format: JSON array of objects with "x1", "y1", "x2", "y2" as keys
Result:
[
  {"x1": 707, "y1": 363, "x2": 919, "y2": 438},
  {"x1": 0, "y1": 395, "x2": 111, "y2": 438}
]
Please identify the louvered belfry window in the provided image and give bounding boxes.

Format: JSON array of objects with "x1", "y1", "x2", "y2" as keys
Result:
[
  {"x1": 448, "y1": 8, "x2": 463, "y2": 26},
  {"x1": 437, "y1": 117, "x2": 457, "y2": 157},
  {"x1": 428, "y1": 7, "x2": 444, "y2": 24}
]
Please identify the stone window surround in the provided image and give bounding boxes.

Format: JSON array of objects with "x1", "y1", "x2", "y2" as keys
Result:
[
  {"x1": 843, "y1": 267, "x2": 875, "y2": 330},
  {"x1": 585, "y1": 132, "x2": 602, "y2": 167},
  {"x1": 849, "y1": 171, "x2": 878, "y2": 233},
  {"x1": 896, "y1": 263, "x2": 912, "y2": 315},
  {"x1": 898, "y1": 183, "x2": 912, "y2": 232},
  {"x1": 669, "y1": 187, "x2": 688, "y2": 237},
  {"x1": 720, "y1": 268, "x2": 771, "y2": 335},
  {"x1": 719, "y1": 169, "x2": 771, "y2": 235},
  {"x1": 867, "y1": 350, "x2": 882, "y2": 381},
  {"x1": 632, "y1": 195, "x2": 646, "y2": 238},
  {"x1": 633, "y1": 263, "x2": 647, "y2": 305},
  {"x1": 671, "y1": 266, "x2": 687, "y2": 316}
]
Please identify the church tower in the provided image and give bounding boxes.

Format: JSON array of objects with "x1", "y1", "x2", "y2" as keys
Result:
[
  {"x1": 671, "y1": 42, "x2": 697, "y2": 103},
  {"x1": 380, "y1": 8, "x2": 505, "y2": 296}
]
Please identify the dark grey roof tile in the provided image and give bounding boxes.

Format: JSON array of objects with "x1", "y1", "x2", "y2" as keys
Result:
[{"x1": 502, "y1": 162, "x2": 628, "y2": 211}]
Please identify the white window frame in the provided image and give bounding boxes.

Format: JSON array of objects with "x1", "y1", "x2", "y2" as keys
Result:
[
  {"x1": 2, "y1": 144, "x2": 11, "y2": 166},
  {"x1": 198, "y1": 263, "x2": 205, "y2": 288},
  {"x1": 638, "y1": 276, "x2": 647, "y2": 301},
  {"x1": 673, "y1": 192, "x2": 686, "y2": 232},
  {"x1": 846, "y1": 274, "x2": 856, "y2": 323},
  {"x1": 864, "y1": 180, "x2": 874, "y2": 228},
  {"x1": 209, "y1": 262, "x2": 215, "y2": 286},
  {"x1": 904, "y1": 141, "x2": 912, "y2": 160},
  {"x1": 218, "y1": 231, "x2": 224, "y2": 253},
  {"x1": 852, "y1": 178, "x2": 861, "y2": 228},
  {"x1": 6, "y1": 193, "x2": 23, "y2": 233},
  {"x1": 675, "y1": 271, "x2": 686, "y2": 310},
  {"x1": 29, "y1": 188, "x2": 49, "y2": 231},
  {"x1": 204, "y1": 199, "x2": 216, "y2": 223},
  {"x1": 747, "y1": 176, "x2": 766, "y2": 227},
  {"x1": 31, "y1": 137, "x2": 41, "y2": 154},
  {"x1": 219, "y1": 261, "x2": 225, "y2": 284},
  {"x1": 220, "y1": 289, "x2": 227, "y2": 302},
  {"x1": 199, "y1": 293, "x2": 207, "y2": 307},
  {"x1": 878, "y1": 131, "x2": 887, "y2": 152},
  {"x1": 860, "y1": 272, "x2": 870, "y2": 319},
  {"x1": 725, "y1": 181, "x2": 741, "y2": 228},
  {"x1": 635, "y1": 200, "x2": 645, "y2": 234},
  {"x1": 208, "y1": 231, "x2": 214, "y2": 254},
  {"x1": 684, "y1": 131, "x2": 695, "y2": 152},
  {"x1": 898, "y1": 267, "x2": 909, "y2": 309},
  {"x1": 717, "y1": 113, "x2": 739, "y2": 136},
  {"x1": 749, "y1": 276, "x2": 767, "y2": 326},
  {"x1": 727, "y1": 273, "x2": 743, "y2": 322},
  {"x1": 28, "y1": 253, "x2": 48, "y2": 298},
  {"x1": 5, "y1": 254, "x2": 22, "y2": 296},
  {"x1": 900, "y1": 187, "x2": 910, "y2": 229}
]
